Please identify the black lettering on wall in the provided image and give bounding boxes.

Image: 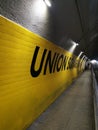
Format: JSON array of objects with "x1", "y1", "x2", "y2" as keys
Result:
[
  {"x1": 44, "y1": 51, "x2": 56, "y2": 74},
  {"x1": 61, "y1": 56, "x2": 68, "y2": 70},
  {"x1": 30, "y1": 46, "x2": 78, "y2": 77},
  {"x1": 67, "y1": 57, "x2": 72, "y2": 69},
  {"x1": 57, "y1": 55, "x2": 64, "y2": 72},
  {"x1": 53, "y1": 53, "x2": 59, "y2": 73},
  {"x1": 31, "y1": 46, "x2": 47, "y2": 77},
  {"x1": 72, "y1": 57, "x2": 78, "y2": 68},
  {"x1": 71, "y1": 57, "x2": 74, "y2": 68}
]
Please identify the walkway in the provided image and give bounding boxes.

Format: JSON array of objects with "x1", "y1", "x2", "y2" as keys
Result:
[{"x1": 27, "y1": 71, "x2": 94, "y2": 130}]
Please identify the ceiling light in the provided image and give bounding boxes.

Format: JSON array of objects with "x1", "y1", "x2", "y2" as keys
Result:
[
  {"x1": 43, "y1": 0, "x2": 51, "y2": 7},
  {"x1": 76, "y1": 43, "x2": 79, "y2": 46}
]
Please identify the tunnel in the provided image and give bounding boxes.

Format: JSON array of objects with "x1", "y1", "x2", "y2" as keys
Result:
[{"x1": 0, "y1": 0, "x2": 98, "y2": 130}]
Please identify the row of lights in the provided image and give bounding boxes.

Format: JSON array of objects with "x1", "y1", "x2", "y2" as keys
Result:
[
  {"x1": 43, "y1": 0, "x2": 89, "y2": 62},
  {"x1": 71, "y1": 41, "x2": 89, "y2": 62}
]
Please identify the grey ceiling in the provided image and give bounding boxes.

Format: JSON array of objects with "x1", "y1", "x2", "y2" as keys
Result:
[{"x1": 0, "y1": 0, "x2": 98, "y2": 59}]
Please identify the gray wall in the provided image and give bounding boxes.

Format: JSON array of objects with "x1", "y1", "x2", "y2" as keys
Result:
[{"x1": 0, "y1": 0, "x2": 94, "y2": 57}]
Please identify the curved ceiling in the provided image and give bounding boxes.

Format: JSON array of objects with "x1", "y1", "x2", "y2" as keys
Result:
[{"x1": 0, "y1": 0, "x2": 98, "y2": 59}]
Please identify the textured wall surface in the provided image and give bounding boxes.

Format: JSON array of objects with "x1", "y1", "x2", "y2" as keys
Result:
[
  {"x1": 0, "y1": 16, "x2": 85, "y2": 130},
  {"x1": 0, "y1": 0, "x2": 90, "y2": 54},
  {"x1": 0, "y1": 0, "x2": 92, "y2": 129}
]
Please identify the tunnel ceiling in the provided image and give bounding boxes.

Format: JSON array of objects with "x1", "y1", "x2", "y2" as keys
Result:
[{"x1": 0, "y1": 0, "x2": 98, "y2": 59}]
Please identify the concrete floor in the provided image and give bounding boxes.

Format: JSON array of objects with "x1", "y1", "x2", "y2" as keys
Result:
[{"x1": 27, "y1": 71, "x2": 94, "y2": 130}]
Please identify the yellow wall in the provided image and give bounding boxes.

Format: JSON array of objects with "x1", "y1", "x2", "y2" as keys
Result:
[{"x1": 0, "y1": 15, "x2": 84, "y2": 130}]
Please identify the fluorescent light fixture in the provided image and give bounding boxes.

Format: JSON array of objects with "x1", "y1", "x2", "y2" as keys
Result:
[
  {"x1": 43, "y1": 0, "x2": 51, "y2": 7},
  {"x1": 68, "y1": 40, "x2": 79, "y2": 53},
  {"x1": 78, "y1": 51, "x2": 84, "y2": 58},
  {"x1": 90, "y1": 60, "x2": 97, "y2": 64},
  {"x1": 71, "y1": 41, "x2": 79, "y2": 46},
  {"x1": 68, "y1": 44, "x2": 77, "y2": 53},
  {"x1": 76, "y1": 43, "x2": 79, "y2": 46}
]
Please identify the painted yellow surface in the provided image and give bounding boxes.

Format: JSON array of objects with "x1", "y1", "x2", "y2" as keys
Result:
[{"x1": 0, "y1": 15, "x2": 84, "y2": 130}]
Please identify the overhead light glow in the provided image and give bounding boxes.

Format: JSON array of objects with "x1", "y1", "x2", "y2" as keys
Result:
[
  {"x1": 68, "y1": 40, "x2": 79, "y2": 53},
  {"x1": 77, "y1": 51, "x2": 84, "y2": 58},
  {"x1": 76, "y1": 43, "x2": 79, "y2": 46},
  {"x1": 44, "y1": 0, "x2": 51, "y2": 7},
  {"x1": 90, "y1": 60, "x2": 97, "y2": 64},
  {"x1": 31, "y1": 0, "x2": 48, "y2": 19},
  {"x1": 69, "y1": 44, "x2": 77, "y2": 53},
  {"x1": 72, "y1": 41, "x2": 79, "y2": 46}
]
